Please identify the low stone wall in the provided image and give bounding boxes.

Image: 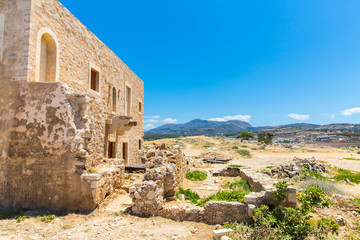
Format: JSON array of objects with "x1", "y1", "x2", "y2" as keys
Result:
[
  {"x1": 203, "y1": 201, "x2": 250, "y2": 224},
  {"x1": 83, "y1": 164, "x2": 125, "y2": 207},
  {"x1": 129, "y1": 181, "x2": 164, "y2": 216},
  {"x1": 129, "y1": 164, "x2": 297, "y2": 224},
  {"x1": 218, "y1": 167, "x2": 297, "y2": 208},
  {"x1": 157, "y1": 201, "x2": 251, "y2": 224}
]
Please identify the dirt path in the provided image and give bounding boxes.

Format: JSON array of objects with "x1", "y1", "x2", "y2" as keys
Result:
[{"x1": 0, "y1": 193, "x2": 213, "y2": 240}]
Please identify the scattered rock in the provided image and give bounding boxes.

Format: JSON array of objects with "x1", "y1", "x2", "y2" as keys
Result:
[
  {"x1": 214, "y1": 224, "x2": 223, "y2": 230},
  {"x1": 178, "y1": 194, "x2": 185, "y2": 201},
  {"x1": 220, "y1": 236, "x2": 232, "y2": 240},
  {"x1": 265, "y1": 156, "x2": 327, "y2": 179},
  {"x1": 190, "y1": 228, "x2": 198, "y2": 234},
  {"x1": 335, "y1": 215, "x2": 345, "y2": 226},
  {"x1": 213, "y1": 228, "x2": 233, "y2": 240}
]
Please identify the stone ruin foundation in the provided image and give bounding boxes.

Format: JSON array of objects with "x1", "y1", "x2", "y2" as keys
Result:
[
  {"x1": 130, "y1": 144, "x2": 297, "y2": 225},
  {"x1": 264, "y1": 156, "x2": 327, "y2": 179}
]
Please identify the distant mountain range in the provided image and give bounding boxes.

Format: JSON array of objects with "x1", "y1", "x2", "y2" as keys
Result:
[
  {"x1": 146, "y1": 119, "x2": 252, "y2": 136},
  {"x1": 144, "y1": 119, "x2": 360, "y2": 140}
]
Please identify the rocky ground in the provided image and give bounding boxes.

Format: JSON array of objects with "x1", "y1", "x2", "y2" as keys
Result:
[{"x1": 1, "y1": 136, "x2": 360, "y2": 239}]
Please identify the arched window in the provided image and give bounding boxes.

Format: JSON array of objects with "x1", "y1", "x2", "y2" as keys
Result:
[
  {"x1": 112, "y1": 87, "x2": 117, "y2": 112},
  {"x1": 39, "y1": 33, "x2": 57, "y2": 82}
]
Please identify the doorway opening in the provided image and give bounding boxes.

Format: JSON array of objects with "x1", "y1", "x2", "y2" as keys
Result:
[
  {"x1": 122, "y1": 142, "x2": 128, "y2": 164},
  {"x1": 108, "y1": 141, "x2": 116, "y2": 159}
]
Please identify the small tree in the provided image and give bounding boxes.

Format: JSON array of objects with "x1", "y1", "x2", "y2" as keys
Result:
[
  {"x1": 258, "y1": 132, "x2": 274, "y2": 144},
  {"x1": 236, "y1": 131, "x2": 254, "y2": 141}
]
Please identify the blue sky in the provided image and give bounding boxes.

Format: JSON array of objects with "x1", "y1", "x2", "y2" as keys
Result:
[{"x1": 61, "y1": 0, "x2": 360, "y2": 129}]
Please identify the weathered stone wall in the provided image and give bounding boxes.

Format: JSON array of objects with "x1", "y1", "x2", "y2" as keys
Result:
[
  {"x1": 130, "y1": 165, "x2": 297, "y2": 224},
  {"x1": 0, "y1": 81, "x2": 125, "y2": 210},
  {"x1": 26, "y1": 0, "x2": 144, "y2": 164},
  {"x1": 0, "y1": 0, "x2": 30, "y2": 82},
  {"x1": 218, "y1": 167, "x2": 297, "y2": 208},
  {"x1": 0, "y1": 0, "x2": 144, "y2": 210},
  {"x1": 143, "y1": 143, "x2": 187, "y2": 197}
]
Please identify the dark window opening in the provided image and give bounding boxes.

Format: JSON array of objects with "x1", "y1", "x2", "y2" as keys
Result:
[
  {"x1": 108, "y1": 141, "x2": 116, "y2": 158},
  {"x1": 112, "y1": 87, "x2": 117, "y2": 112},
  {"x1": 139, "y1": 102, "x2": 142, "y2": 113},
  {"x1": 90, "y1": 68, "x2": 99, "y2": 92}
]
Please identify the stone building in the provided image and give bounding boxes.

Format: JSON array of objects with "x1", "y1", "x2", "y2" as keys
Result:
[{"x1": 0, "y1": 0, "x2": 144, "y2": 211}]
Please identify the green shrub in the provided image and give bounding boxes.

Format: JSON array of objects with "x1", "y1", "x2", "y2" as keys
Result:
[
  {"x1": 185, "y1": 171, "x2": 207, "y2": 181},
  {"x1": 202, "y1": 142, "x2": 214, "y2": 148},
  {"x1": 333, "y1": 167, "x2": 360, "y2": 184},
  {"x1": 228, "y1": 165, "x2": 244, "y2": 168},
  {"x1": 354, "y1": 198, "x2": 360, "y2": 212},
  {"x1": 266, "y1": 165, "x2": 274, "y2": 169},
  {"x1": 224, "y1": 179, "x2": 251, "y2": 192},
  {"x1": 317, "y1": 217, "x2": 339, "y2": 233},
  {"x1": 259, "y1": 146, "x2": 266, "y2": 150},
  {"x1": 232, "y1": 146, "x2": 239, "y2": 149},
  {"x1": 241, "y1": 145, "x2": 248, "y2": 148},
  {"x1": 343, "y1": 157, "x2": 360, "y2": 161},
  {"x1": 357, "y1": 151, "x2": 360, "y2": 154},
  {"x1": 196, "y1": 179, "x2": 251, "y2": 207},
  {"x1": 300, "y1": 168, "x2": 329, "y2": 181},
  {"x1": 356, "y1": 221, "x2": 360, "y2": 232},
  {"x1": 237, "y1": 149, "x2": 251, "y2": 157},
  {"x1": 252, "y1": 182, "x2": 333, "y2": 239},
  {"x1": 299, "y1": 179, "x2": 342, "y2": 195},
  {"x1": 251, "y1": 147, "x2": 257, "y2": 150},
  {"x1": 40, "y1": 215, "x2": 55, "y2": 223},
  {"x1": 226, "y1": 222, "x2": 290, "y2": 240},
  {"x1": 16, "y1": 216, "x2": 26, "y2": 223},
  {"x1": 175, "y1": 187, "x2": 200, "y2": 204},
  {"x1": 87, "y1": 167, "x2": 98, "y2": 174},
  {"x1": 197, "y1": 189, "x2": 249, "y2": 207}
]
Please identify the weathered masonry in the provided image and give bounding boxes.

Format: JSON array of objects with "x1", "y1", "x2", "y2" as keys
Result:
[{"x1": 0, "y1": 0, "x2": 144, "y2": 211}]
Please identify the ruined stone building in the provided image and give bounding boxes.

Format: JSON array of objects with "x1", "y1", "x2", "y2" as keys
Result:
[{"x1": 0, "y1": 0, "x2": 144, "y2": 211}]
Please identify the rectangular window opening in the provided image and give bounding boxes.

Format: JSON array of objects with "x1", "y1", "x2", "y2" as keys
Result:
[
  {"x1": 139, "y1": 102, "x2": 142, "y2": 113},
  {"x1": 139, "y1": 139, "x2": 142, "y2": 150},
  {"x1": 90, "y1": 68, "x2": 99, "y2": 92},
  {"x1": 125, "y1": 86, "x2": 131, "y2": 116}
]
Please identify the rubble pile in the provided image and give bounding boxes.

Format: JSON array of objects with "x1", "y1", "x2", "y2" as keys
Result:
[
  {"x1": 130, "y1": 143, "x2": 187, "y2": 216},
  {"x1": 264, "y1": 156, "x2": 327, "y2": 179},
  {"x1": 142, "y1": 143, "x2": 178, "y2": 166}
]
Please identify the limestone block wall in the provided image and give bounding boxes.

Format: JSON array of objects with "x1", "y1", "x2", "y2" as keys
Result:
[
  {"x1": 1, "y1": 0, "x2": 144, "y2": 165},
  {"x1": 0, "y1": 81, "x2": 124, "y2": 211},
  {"x1": 0, "y1": 0, "x2": 31, "y2": 82},
  {"x1": 26, "y1": 0, "x2": 144, "y2": 164}
]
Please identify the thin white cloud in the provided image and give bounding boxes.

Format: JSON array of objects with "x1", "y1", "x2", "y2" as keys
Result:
[
  {"x1": 208, "y1": 115, "x2": 252, "y2": 122},
  {"x1": 288, "y1": 113, "x2": 310, "y2": 121},
  {"x1": 341, "y1": 107, "x2": 360, "y2": 116},
  {"x1": 321, "y1": 113, "x2": 335, "y2": 119},
  {"x1": 144, "y1": 115, "x2": 160, "y2": 119},
  {"x1": 144, "y1": 119, "x2": 158, "y2": 123},
  {"x1": 144, "y1": 124, "x2": 156, "y2": 130},
  {"x1": 163, "y1": 118, "x2": 178, "y2": 124}
]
